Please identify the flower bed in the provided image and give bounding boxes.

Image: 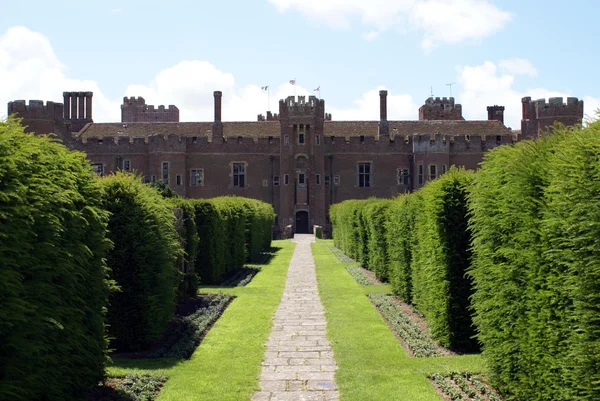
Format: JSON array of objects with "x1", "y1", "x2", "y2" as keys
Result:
[
  {"x1": 368, "y1": 293, "x2": 441, "y2": 357},
  {"x1": 429, "y1": 372, "x2": 504, "y2": 401},
  {"x1": 88, "y1": 374, "x2": 166, "y2": 401}
]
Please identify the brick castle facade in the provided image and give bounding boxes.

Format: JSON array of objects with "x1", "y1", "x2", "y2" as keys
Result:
[{"x1": 7, "y1": 90, "x2": 584, "y2": 236}]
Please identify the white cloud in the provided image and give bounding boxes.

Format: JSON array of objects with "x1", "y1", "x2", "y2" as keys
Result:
[
  {"x1": 498, "y1": 58, "x2": 538, "y2": 77},
  {"x1": 0, "y1": 26, "x2": 120, "y2": 122},
  {"x1": 268, "y1": 0, "x2": 512, "y2": 49},
  {"x1": 328, "y1": 87, "x2": 418, "y2": 120},
  {"x1": 456, "y1": 59, "x2": 599, "y2": 129}
]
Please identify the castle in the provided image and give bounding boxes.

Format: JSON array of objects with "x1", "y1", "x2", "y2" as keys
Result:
[{"x1": 7, "y1": 90, "x2": 584, "y2": 236}]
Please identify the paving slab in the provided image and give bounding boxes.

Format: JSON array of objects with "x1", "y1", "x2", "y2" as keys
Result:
[{"x1": 252, "y1": 234, "x2": 339, "y2": 401}]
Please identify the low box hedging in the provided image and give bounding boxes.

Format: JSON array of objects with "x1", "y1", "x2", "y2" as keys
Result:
[
  {"x1": 0, "y1": 118, "x2": 111, "y2": 401},
  {"x1": 411, "y1": 167, "x2": 478, "y2": 352},
  {"x1": 100, "y1": 172, "x2": 181, "y2": 352},
  {"x1": 385, "y1": 192, "x2": 420, "y2": 303}
]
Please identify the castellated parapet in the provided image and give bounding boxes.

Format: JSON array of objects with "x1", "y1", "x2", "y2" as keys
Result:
[
  {"x1": 279, "y1": 96, "x2": 325, "y2": 120},
  {"x1": 521, "y1": 96, "x2": 584, "y2": 139},
  {"x1": 121, "y1": 96, "x2": 180, "y2": 123},
  {"x1": 419, "y1": 97, "x2": 464, "y2": 121},
  {"x1": 7, "y1": 100, "x2": 67, "y2": 136}
]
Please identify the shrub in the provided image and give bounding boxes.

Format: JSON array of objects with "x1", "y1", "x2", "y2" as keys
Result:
[
  {"x1": 171, "y1": 198, "x2": 200, "y2": 300},
  {"x1": 211, "y1": 197, "x2": 248, "y2": 273},
  {"x1": 411, "y1": 167, "x2": 477, "y2": 352},
  {"x1": 0, "y1": 118, "x2": 111, "y2": 401},
  {"x1": 191, "y1": 199, "x2": 226, "y2": 284},
  {"x1": 100, "y1": 172, "x2": 181, "y2": 352},
  {"x1": 364, "y1": 199, "x2": 392, "y2": 281},
  {"x1": 386, "y1": 192, "x2": 420, "y2": 303}
]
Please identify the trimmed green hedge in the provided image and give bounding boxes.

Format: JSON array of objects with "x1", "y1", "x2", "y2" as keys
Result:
[
  {"x1": 100, "y1": 173, "x2": 181, "y2": 352},
  {"x1": 191, "y1": 197, "x2": 274, "y2": 284},
  {"x1": 0, "y1": 118, "x2": 111, "y2": 401},
  {"x1": 385, "y1": 192, "x2": 420, "y2": 303},
  {"x1": 171, "y1": 198, "x2": 200, "y2": 300},
  {"x1": 364, "y1": 200, "x2": 393, "y2": 281},
  {"x1": 469, "y1": 123, "x2": 600, "y2": 401},
  {"x1": 411, "y1": 167, "x2": 477, "y2": 352}
]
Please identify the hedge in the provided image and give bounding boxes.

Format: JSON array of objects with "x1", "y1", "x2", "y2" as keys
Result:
[
  {"x1": 364, "y1": 199, "x2": 393, "y2": 281},
  {"x1": 385, "y1": 192, "x2": 420, "y2": 303},
  {"x1": 100, "y1": 173, "x2": 181, "y2": 352},
  {"x1": 411, "y1": 167, "x2": 477, "y2": 352},
  {"x1": 0, "y1": 118, "x2": 111, "y2": 401},
  {"x1": 468, "y1": 123, "x2": 600, "y2": 401},
  {"x1": 171, "y1": 198, "x2": 200, "y2": 300},
  {"x1": 191, "y1": 197, "x2": 274, "y2": 284}
]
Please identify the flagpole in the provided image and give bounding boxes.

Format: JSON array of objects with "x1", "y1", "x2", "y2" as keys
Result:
[
  {"x1": 267, "y1": 86, "x2": 270, "y2": 112},
  {"x1": 294, "y1": 78, "x2": 296, "y2": 98}
]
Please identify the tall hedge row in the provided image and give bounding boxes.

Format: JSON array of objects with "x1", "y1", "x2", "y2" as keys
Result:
[
  {"x1": 100, "y1": 173, "x2": 181, "y2": 352},
  {"x1": 364, "y1": 200, "x2": 392, "y2": 281},
  {"x1": 0, "y1": 118, "x2": 111, "y2": 401},
  {"x1": 411, "y1": 168, "x2": 477, "y2": 352},
  {"x1": 171, "y1": 198, "x2": 200, "y2": 300},
  {"x1": 385, "y1": 192, "x2": 420, "y2": 303},
  {"x1": 192, "y1": 197, "x2": 274, "y2": 284},
  {"x1": 468, "y1": 123, "x2": 600, "y2": 401}
]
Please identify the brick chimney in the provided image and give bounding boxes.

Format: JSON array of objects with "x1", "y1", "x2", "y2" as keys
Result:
[
  {"x1": 379, "y1": 90, "x2": 389, "y2": 137},
  {"x1": 214, "y1": 91, "x2": 222, "y2": 122},
  {"x1": 487, "y1": 105, "x2": 505, "y2": 124}
]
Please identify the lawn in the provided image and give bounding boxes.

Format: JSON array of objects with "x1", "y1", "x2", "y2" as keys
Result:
[
  {"x1": 106, "y1": 239, "x2": 295, "y2": 401},
  {"x1": 312, "y1": 239, "x2": 486, "y2": 401}
]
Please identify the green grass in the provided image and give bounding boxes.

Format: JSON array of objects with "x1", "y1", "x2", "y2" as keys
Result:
[
  {"x1": 312, "y1": 239, "x2": 486, "y2": 401},
  {"x1": 106, "y1": 240, "x2": 295, "y2": 401}
]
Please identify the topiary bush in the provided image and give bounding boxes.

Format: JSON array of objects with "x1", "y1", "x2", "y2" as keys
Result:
[
  {"x1": 411, "y1": 167, "x2": 477, "y2": 352},
  {"x1": 100, "y1": 172, "x2": 181, "y2": 352},
  {"x1": 0, "y1": 117, "x2": 112, "y2": 401}
]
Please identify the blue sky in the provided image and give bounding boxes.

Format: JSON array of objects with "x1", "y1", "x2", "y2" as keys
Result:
[{"x1": 0, "y1": 0, "x2": 598, "y2": 128}]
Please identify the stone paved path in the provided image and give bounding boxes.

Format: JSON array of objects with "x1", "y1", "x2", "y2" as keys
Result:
[{"x1": 252, "y1": 234, "x2": 339, "y2": 401}]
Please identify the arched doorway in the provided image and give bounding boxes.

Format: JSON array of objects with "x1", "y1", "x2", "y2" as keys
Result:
[{"x1": 295, "y1": 211, "x2": 309, "y2": 234}]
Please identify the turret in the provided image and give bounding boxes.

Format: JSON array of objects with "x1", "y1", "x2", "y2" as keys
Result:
[{"x1": 521, "y1": 96, "x2": 584, "y2": 139}]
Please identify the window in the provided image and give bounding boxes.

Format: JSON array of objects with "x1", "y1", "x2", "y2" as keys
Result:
[
  {"x1": 263, "y1": 179, "x2": 268, "y2": 187},
  {"x1": 441, "y1": 164, "x2": 447, "y2": 175},
  {"x1": 232, "y1": 163, "x2": 246, "y2": 188},
  {"x1": 190, "y1": 169, "x2": 204, "y2": 186},
  {"x1": 284, "y1": 174, "x2": 289, "y2": 185},
  {"x1": 316, "y1": 174, "x2": 321, "y2": 185},
  {"x1": 192, "y1": 136, "x2": 198, "y2": 143},
  {"x1": 284, "y1": 135, "x2": 289, "y2": 146},
  {"x1": 268, "y1": 136, "x2": 273, "y2": 144},
  {"x1": 429, "y1": 165, "x2": 437, "y2": 180},
  {"x1": 162, "y1": 162, "x2": 169, "y2": 185},
  {"x1": 325, "y1": 176, "x2": 330, "y2": 185},
  {"x1": 315, "y1": 135, "x2": 320, "y2": 145},
  {"x1": 237, "y1": 136, "x2": 243, "y2": 144},
  {"x1": 298, "y1": 125, "x2": 305, "y2": 144},
  {"x1": 298, "y1": 173, "x2": 306, "y2": 186},
  {"x1": 151, "y1": 175, "x2": 156, "y2": 182},
  {"x1": 273, "y1": 175, "x2": 280, "y2": 186},
  {"x1": 123, "y1": 160, "x2": 131, "y2": 172},
  {"x1": 418, "y1": 165, "x2": 424, "y2": 185},
  {"x1": 360, "y1": 135, "x2": 365, "y2": 143},
  {"x1": 91, "y1": 163, "x2": 103, "y2": 176},
  {"x1": 334, "y1": 175, "x2": 340, "y2": 186},
  {"x1": 330, "y1": 136, "x2": 335, "y2": 144},
  {"x1": 176, "y1": 174, "x2": 182, "y2": 186},
  {"x1": 397, "y1": 168, "x2": 410, "y2": 185},
  {"x1": 358, "y1": 162, "x2": 372, "y2": 188}
]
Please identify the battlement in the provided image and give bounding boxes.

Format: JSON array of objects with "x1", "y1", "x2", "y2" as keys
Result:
[
  {"x1": 257, "y1": 111, "x2": 280, "y2": 121},
  {"x1": 419, "y1": 97, "x2": 463, "y2": 121},
  {"x1": 122, "y1": 96, "x2": 180, "y2": 123},
  {"x1": 123, "y1": 96, "x2": 147, "y2": 105},
  {"x1": 8, "y1": 100, "x2": 64, "y2": 120},
  {"x1": 521, "y1": 96, "x2": 584, "y2": 138},
  {"x1": 279, "y1": 96, "x2": 325, "y2": 119}
]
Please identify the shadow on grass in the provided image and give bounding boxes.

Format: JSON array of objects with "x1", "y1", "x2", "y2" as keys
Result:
[{"x1": 108, "y1": 356, "x2": 181, "y2": 371}]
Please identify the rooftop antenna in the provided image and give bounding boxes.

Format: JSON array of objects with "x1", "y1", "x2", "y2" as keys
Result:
[
  {"x1": 430, "y1": 86, "x2": 434, "y2": 97},
  {"x1": 446, "y1": 82, "x2": 456, "y2": 97}
]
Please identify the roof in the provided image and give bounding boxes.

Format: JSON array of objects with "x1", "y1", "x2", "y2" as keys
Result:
[{"x1": 75, "y1": 119, "x2": 512, "y2": 139}]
